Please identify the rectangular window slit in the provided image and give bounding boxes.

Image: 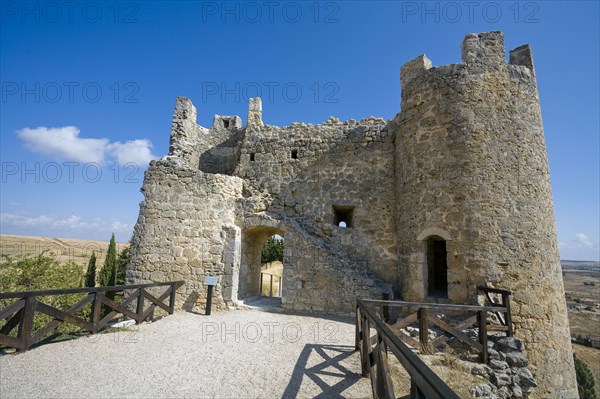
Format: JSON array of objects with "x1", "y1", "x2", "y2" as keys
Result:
[{"x1": 333, "y1": 205, "x2": 355, "y2": 228}]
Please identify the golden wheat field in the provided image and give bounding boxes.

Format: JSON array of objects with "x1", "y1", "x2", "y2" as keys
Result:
[{"x1": 0, "y1": 234, "x2": 128, "y2": 271}]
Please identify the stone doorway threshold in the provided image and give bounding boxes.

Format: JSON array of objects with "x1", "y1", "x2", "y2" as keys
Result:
[{"x1": 238, "y1": 296, "x2": 283, "y2": 311}]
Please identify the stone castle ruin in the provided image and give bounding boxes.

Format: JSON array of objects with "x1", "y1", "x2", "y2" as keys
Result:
[{"x1": 127, "y1": 32, "x2": 578, "y2": 397}]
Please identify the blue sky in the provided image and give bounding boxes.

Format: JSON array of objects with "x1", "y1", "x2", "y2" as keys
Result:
[{"x1": 0, "y1": 1, "x2": 598, "y2": 261}]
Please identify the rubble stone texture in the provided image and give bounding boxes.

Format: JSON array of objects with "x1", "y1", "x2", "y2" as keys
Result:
[{"x1": 128, "y1": 31, "x2": 577, "y2": 397}]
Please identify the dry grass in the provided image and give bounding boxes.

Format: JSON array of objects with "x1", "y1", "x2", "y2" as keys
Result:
[
  {"x1": 0, "y1": 234, "x2": 128, "y2": 271},
  {"x1": 386, "y1": 348, "x2": 487, "y2": 398}
]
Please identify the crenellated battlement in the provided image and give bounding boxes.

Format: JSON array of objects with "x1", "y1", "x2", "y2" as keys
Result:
[
  {"x1": 461, "y1": 31, "x2": 506, "y2": 66},
  {"x1": 400, "y1": 31, "x2": 537, "y2": 95}
]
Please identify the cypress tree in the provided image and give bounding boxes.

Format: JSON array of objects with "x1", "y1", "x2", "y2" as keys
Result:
[
  {"x1": 116, "y1": 245, "x2": 130, "y2": 286},
  {"x1": 261, "y1": 236, "x2": 284, "y2": 264},
  {"x1": 84, "y1": 251, "x2": 97, "y2": 287},
  {"x1": 99, "y1": 234, "x2": 118, "y2": 298}
]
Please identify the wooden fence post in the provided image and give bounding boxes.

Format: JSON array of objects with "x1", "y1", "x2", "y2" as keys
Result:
[
  {"x1": 478, "y1": 310, "x2": 488, "y2": 363},
  {"x1": 355, "y1": 303, "x2": 361, "y2": 351},
  {"x1": 418, "y1": 308, "x2": 429, "y2": 353},
  {"x1": 136, "y1": 287, "x2": 145, "y2": 323},
  {"x1": 382, "y1": 292, "x2": 390, "y2": 323},
  {"x1": 375, "y1": 334, "x2": 395, "y2": 399},
  {"x1": 502, "y1": 293, "x2": 513, "y2": 337},
  {"x1": 410, "y1": 379, "x2": 427, "y2": 399},
  {"x1": 169, "y1": 283, "x2": 177, "y2": 314},
  {"x1": 91, "y1": 292, "x2": 101, "y2": 333},
  {"x1": 17, "y1": 296, "x2": 36, "y2": 352},
  {"x1": 361, "y1": 315, "x2": 370, "y2": 377}
]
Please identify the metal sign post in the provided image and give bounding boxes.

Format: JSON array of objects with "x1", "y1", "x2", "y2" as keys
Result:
[{"x1": 204, "y1": 276, "x2": 218, "y2": 315}]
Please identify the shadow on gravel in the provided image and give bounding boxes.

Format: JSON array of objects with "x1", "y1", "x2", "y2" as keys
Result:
[{"x1": 282, "y1": 344, "x2": 366, "y2": 399}]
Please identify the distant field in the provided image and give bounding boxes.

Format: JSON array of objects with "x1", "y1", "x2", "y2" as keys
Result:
[
  {"x1": 562, "y1": 260, "x2": 600, "y2": 394},
  {"x1": 0, "y1": 234, "x2": 128, "y2": 269},
  {"x1": 562, "y1": 260, "x2": 600, "y2": 338},
  {"x1": 562, "y1": 260, "x2": 600, "y2": 271}
]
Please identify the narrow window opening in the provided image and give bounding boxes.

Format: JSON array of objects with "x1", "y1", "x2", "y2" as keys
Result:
[
  {"x1": 427, "y1": 236, "x2": 448, "y2": 298},
  {"x1": 250, "y1": 153, "x2": 255, "y2": 161},
  {"x1": 223, "y1": 120, "x2": 230, "y2": 128},
  {"x1": 333, "y1": 205, "x2": 355, "y2": 228},
  {"x1": 291, "y1": 149, "x2": 298, "y2": 159}
]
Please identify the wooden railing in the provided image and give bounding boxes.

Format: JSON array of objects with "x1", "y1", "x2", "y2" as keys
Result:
[
  {"x1": 356, "y1": 299, "x2": 460, "y2": 399},
  {"x1": 477, "y1": 286, "x2": 513, "y2": 337},
  {"x1": 356, "y1": 293, "x2": 513, "y2": 398},
  {"x1": 0, "y1": 281, "x2": 184, "y2": 352}
]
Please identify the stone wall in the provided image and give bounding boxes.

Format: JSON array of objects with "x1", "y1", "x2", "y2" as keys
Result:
[
  {"x1": 127, "y1": 160, "x2": 243, "y2": 312},
  {"x1": 129, "y1": 101, "x2": 397, "y2": 315}
]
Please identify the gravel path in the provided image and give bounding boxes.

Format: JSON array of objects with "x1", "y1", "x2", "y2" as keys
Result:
[{"x1": 0, "y1": 309, "x2": 372, "y2": 399}]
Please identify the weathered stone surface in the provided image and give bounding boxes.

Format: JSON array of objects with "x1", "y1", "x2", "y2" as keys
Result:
[
  {"x1": 518, "y1": 368, "x2": 538, "y2": 388},
  {"x1": 470, "y1": 383, "x2": 496, "y2": 398},
  {"x1": 496, "y1": 337, "x2": 524, "y2": 352},
  {"x1": 493, "y1": 373, "x2": 512, "y2": 387},
  {"x1": 127, "y1": 31, "x2": 577, "y2": 398},
  {"x1": 489, "y1": 359, "x2": 509, "y2": 371},
  {"x1": 506, "y1": 351, "x2": 528, "y2": 368},
  {"x1": 471, "y1": 364, "x2": 493, "y2": 377}
]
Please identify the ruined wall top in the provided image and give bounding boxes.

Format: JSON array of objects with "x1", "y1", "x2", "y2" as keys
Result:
[{"x1": 401, "y1": 31, "x2": 536, "y2": 90}]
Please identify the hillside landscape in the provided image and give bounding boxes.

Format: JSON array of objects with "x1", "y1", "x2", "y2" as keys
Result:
[{"x1": 0, "y1": 234, "x2": 128, "y2": 271}]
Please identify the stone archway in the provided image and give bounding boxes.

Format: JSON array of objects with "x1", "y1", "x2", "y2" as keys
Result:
[
  {"x1": 416, "y1": 227, "x2": 452, "y2": 301},
  {"x1": 238, "y1": 225, "x2": 285, "y2": 301}
]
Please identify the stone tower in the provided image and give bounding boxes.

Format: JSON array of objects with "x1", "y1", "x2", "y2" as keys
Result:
[
  {"x1": 128, "y1": 31, "x2": 577, "y2": 397},
  {"x1": 395, "y1": 32, "x2": 577, "y2": 397}
]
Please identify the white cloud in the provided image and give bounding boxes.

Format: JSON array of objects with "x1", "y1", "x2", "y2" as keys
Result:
[
  {"x1": 559, "y1": 233, "x2": 596, "y2": 250},
  {"x1": 17, "y1": 126, "x2": 157, "y2": 166},
  {"x1": 575, "y1": 233, "x2": 593, "y2": 248},
  {"x1": 1, "y1": 212, "x2": 132, "y2": 234},
  {"x1": 18, "y1": 126, "x2": 108, "y2": 163},
  {"x1": 0, "y1": 213, "x2": 54, "y2": 227},
  {"x1": 107, "y1": 139, "x2": 156, "y2": 165},
  {"x1": 111, "y1": 221, "x2": 130, "y2": 232}
]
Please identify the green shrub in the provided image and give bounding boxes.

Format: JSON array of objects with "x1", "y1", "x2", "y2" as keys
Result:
[
  {"x1": 0, "y1": 253, "x2": 87, "y2": 336},
  {"x1": 574, "y1": 353, "x2": 597, "y2": 399}
]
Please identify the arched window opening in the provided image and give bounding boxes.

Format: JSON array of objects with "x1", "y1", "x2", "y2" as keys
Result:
[{"x1": 427, "y1": 236, "x2": 448, "y2": 297}]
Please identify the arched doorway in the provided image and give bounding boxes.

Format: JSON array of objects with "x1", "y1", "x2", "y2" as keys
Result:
[
  {"x1": 238, "y1": 226, "x2": 285, "y2": 302},
  {"x1": 426, "y1": 236, "x2": 448, "y2": 298}
]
